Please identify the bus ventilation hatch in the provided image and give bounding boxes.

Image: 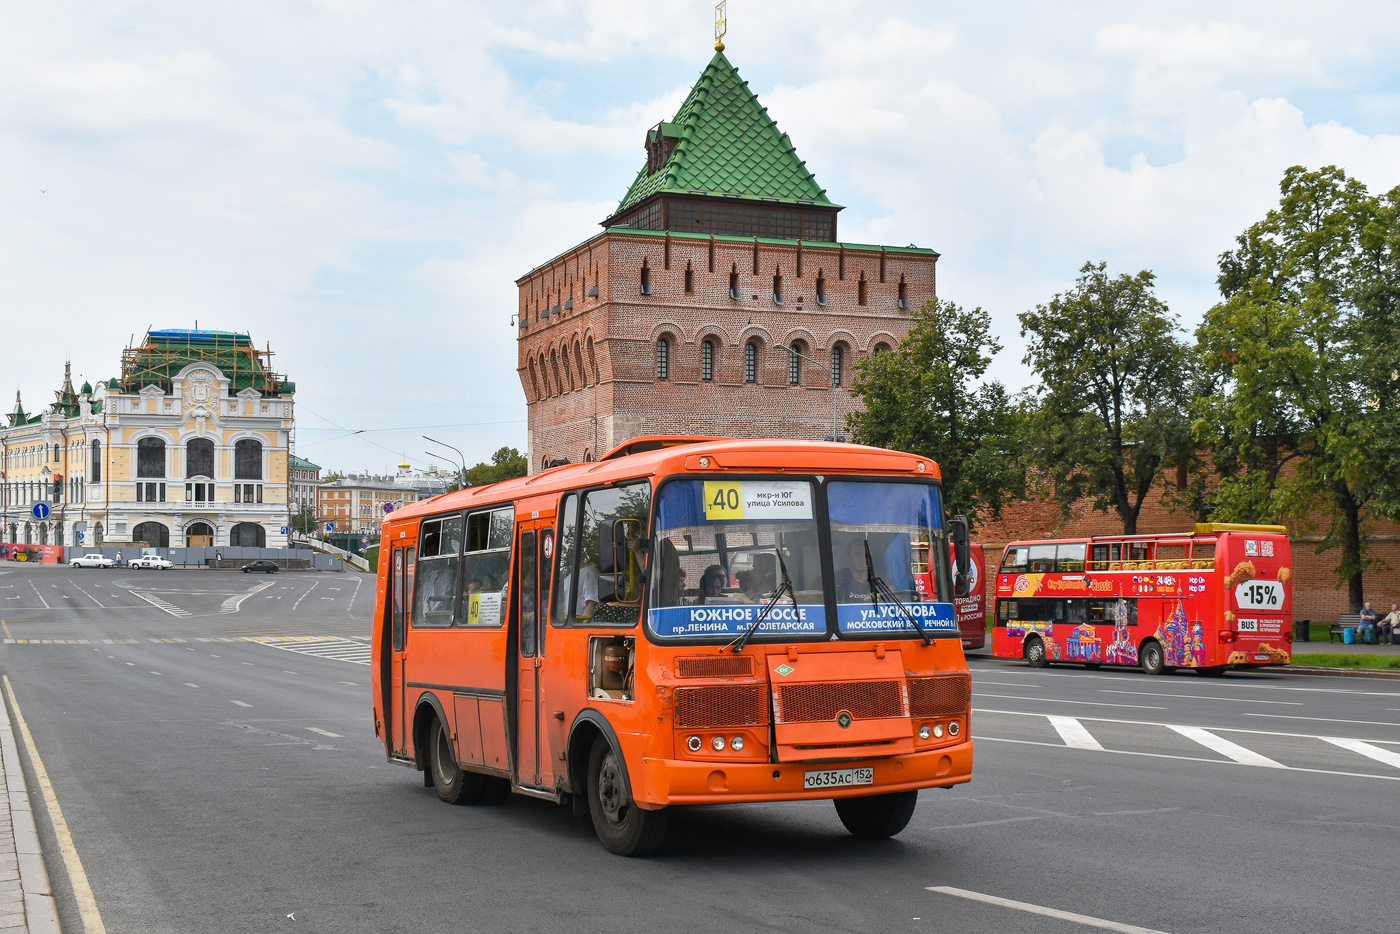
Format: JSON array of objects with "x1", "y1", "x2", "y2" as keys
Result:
[
  {"x1": 676, "y1": 655, "x2": 755, "y2": 678},
  {"x1": 907, "y1": 674, "x2": 970, "y2": 719},
  {"x1": 775, "y1": 681, "x2": 904, "y2": 723},
  {"x1": 675, "y1": 685, "x2": 768, "y2": 728}
]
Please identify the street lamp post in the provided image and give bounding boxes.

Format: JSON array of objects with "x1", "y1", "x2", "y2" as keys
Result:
[
  {"x1": 778, "y1": 345, "x2": 845, "y2": 442},
  {"x1": 423, "y1": 435, "x2": 468, "y2": 489}
]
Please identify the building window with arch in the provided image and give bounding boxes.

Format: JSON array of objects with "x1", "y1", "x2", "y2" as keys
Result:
[
  {"x1": 701, "y1": 338, "x2": 715, "y2": 382},
  {"x1": 186, "y1": 438, "x2": 214, "y2": 479},
  {"x1": 832, "y1": 345, "x2": 844, "y2": 387},
  {"x1": 729, "y1": 269, "x2": 740, "y2": 299},
  {"x1": 640, "y1": 260, "x2": 653, "y2": 295},
  {"x1": 656, "y1": 337, "x2": 671, "y2": 381},
  {"x1": 788, "y1": 342, "x2": 803, "y2": 385},
  {"x1": 90, "y1": 440, "x2": 101, "y2": 482},
  {"x1": 874, "y1": 342, "x2": 892, "y2": 355},
  {"x1": 137, "y1": 437, "x2": 166, "y2": 478},
  {"x1": 234, "y1": 439, "x2": 262, "y2": 480},
  {"x1": 898, "y1": 277, "x2": 909, "y2": 309},
  {"x1": 773, "y1": 272, "x2": 784, "y2": 305},
  {"x1": 857, "y1": 274, "x2": 867, "y2": 306},
  {"x1": 684, "y1": 263, "x2": 694, "y2": 294},
  {"x1": 132, "y1": 521, "x2": 169, "y2": 548},
  {"x1": 230, "y1": 523, "x2": 265, "y2": 547},
  {"x1": 816, "y1": 272, "x2": 826, "y2": 305},
  {"x1": 745, "y1": 341, "x2": 758, "y2": 383}
]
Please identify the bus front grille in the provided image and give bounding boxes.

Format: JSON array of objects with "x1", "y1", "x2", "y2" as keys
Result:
[
  {"x1": 675, "y1": 684, "x2": 768, "y2": 727},
  {"x1": 907, "y1": 674, "x2": 970, "y2": 719},
  {"x1": 775, "y1": 681, "x2": 904, "y2": 723},
  {"x1": 675, "y1": 655, "x2": 755, "y2": 679}
]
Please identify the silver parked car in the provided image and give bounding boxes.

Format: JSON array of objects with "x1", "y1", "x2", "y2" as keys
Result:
[
  {"x1": 129, "y1": 554, "x2": 174, "y2": 570},
  {"x1": 70, "y1": 553, "x2": 115, "y2": 569}
]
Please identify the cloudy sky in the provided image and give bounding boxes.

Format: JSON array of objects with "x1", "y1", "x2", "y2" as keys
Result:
[{"x1": 4, "y1": 1, "x2": 1399, "y2": 473}]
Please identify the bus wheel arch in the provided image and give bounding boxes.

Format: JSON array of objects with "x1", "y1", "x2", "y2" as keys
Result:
[
  {"x1": 1023, "y1": 635, "x2": 1048, "y2": 668},
  {"x1": 412, "y1": 692, "x2": 451, "y2": 775},
  {"x1": 566, "y1": 709, "x2": 627, "y2": 800}
]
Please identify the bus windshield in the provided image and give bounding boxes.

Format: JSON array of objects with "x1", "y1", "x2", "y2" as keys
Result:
[
  {"x1": 649, "y1": 479, "x2": 826, "y2": 640},
  {"x1": 828, "y1": 480, "x2": 956, "y2": 637}
]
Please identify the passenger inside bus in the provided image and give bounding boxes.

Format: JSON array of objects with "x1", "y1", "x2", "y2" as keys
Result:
[
  {"x1": 739, "y1": 553, "x2": 777, "y2": 600},
  {"x1": 695, "y1": 564, "x2": 728, "y2": 604}
]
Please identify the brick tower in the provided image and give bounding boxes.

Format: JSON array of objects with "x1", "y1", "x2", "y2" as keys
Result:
[{"x1": 516, "y1": 49, "x2": 938, "y2": 472}]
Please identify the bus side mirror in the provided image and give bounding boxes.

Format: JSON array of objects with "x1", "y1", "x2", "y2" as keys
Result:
[
  {"x1": 951, "y1": 515, "x2": 971, "y2": 598},
  {"x1": 597, "y1": 518, "x2": 641, "y2": 603}
]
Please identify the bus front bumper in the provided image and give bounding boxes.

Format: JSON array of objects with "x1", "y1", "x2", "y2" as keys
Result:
[{"x1": 635, "y1": 740, "x2": 974, "y2": 807}]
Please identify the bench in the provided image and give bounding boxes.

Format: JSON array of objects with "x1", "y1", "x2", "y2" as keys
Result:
[{"x1": 1330, "y1": 614, "x2": 1369, "y2": 643}]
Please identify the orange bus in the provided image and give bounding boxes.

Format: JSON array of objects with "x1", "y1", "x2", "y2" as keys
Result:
[
  {"x1": 371, "y1": 436, "x2": 975, "y2": 855},
  {"x1": 990, "y1": 524, "x2": 1293, "y2": 675}
]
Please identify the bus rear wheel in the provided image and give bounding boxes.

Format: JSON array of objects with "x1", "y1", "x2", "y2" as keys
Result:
[
  {"x1": 1140, "y1": 641, "x2": 1171, "y2": 676},
  {"x1": 834, "y1": 790, "x2": 918, "y2": 839},
  {"x1": 587, "y1": 737, "x2": 667, "y2": 856},
  {"x1": 1024, "y1": 637, "x2": 1048, "y2": 668}
]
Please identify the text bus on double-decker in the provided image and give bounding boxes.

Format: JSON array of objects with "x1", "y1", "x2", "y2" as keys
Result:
[
  {"x1": 990, "y1": 524, "x2": 1292, "y2": 675},
  {"x1": 370, "y1": 436, "x2": 975, "y2": 855}
]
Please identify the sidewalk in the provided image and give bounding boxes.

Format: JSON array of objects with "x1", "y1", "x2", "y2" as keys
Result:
[{"x1": 0, "y1": 686, "x2": 58, "y2": 934}]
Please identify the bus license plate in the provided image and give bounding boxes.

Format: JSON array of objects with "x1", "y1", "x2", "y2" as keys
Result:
[{"x1": 804, "y1": 767, "x2": 874, "y2": 789}]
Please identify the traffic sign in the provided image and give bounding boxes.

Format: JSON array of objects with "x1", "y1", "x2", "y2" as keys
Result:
[
  {"x1": 383, "y1": 503, "x2": 394, "y2": 513},
  {"x1": 325, "y1": 523, "x2": 335, "y2": 532},
  {"x1": 280, "y1": 526, "x2": 289, "y2": 535},
  {"x1": 31, "y1": 502, "x2": 50, "y2": 520},
  {"x1": 77, "y1": 532, "x2": 85, "y2": 542}
]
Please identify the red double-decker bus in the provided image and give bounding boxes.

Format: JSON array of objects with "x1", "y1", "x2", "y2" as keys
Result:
[{"x1": 991, "y1": 524, "x2": 1292, "y2": 675}]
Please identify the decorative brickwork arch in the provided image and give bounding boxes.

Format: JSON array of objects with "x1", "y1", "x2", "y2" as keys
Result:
[
  {"x1": 825, "y1": 329, "x2": 860, "y2": 352},
  {"x1": 865, "y1": 331, "x2": 900, "y2": 354},
  {"x1": 648, "y1": 320, "x2": 687, "y2": 343},
  {"x1": 694, "y1": 324, "x2": 733, "y2": 345}
]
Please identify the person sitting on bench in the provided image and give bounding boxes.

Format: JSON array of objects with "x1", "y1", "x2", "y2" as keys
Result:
[
  {"x1": 1382, "y1": 603, "x2": 1400, "y2": 645},
  {"x1": 1358, "y1": 602, "x2": 1379, "y2": 643}
]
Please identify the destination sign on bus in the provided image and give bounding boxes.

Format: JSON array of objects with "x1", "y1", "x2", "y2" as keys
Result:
[
  {"x1": 648, "y1": 603, "x2": 825, "y2": 637},
  {"x1": 703, "y1": 481, "x2": 812, "y2": 521},
  {"x1": 837, "y1": 601, "x2": 957, "y2": 634}
]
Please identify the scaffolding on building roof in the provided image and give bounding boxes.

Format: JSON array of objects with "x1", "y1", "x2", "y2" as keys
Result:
[{"x1": 119, "y1": 329, "x2": 291, "y2": 396}]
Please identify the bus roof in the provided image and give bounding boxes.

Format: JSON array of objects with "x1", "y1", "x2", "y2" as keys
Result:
[
  {"x1": 1003, "y1": 522, "x2": 1290, "y2": 547},
  {"x1": 384, "y1": 437, "x2": 942, "y2": 525}
]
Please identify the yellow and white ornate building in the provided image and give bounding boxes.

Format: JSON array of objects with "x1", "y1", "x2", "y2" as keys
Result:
[{"x1": 1, "y1": 330, "x2": 296, "y2": 550}]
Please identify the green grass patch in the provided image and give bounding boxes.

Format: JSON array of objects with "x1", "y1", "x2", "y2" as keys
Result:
[
  {"x1": 365, "y1": 543, "x2": 379, "y2": 574},
  {"x1": 1291, "y1": 653, "x2": 1400, "y2": 670}
]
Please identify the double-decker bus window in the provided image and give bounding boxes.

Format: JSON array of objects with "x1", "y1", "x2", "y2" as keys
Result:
[
  {"x1": 1157, "y1": 543, "x2": 1187, "y2": 569},
  {"x1": 649, "y1": 479, "x2": 824, "y2": 639},
  {"x1": 1027, "y1": 544, "x2": 1056, "y2": 573},
  {"x1": 1066, "y1": 599, "x2": 1087, "y2": 624},
  {"x1": 1001, "y1": 546, "x2": 1029, "y2": 573},
  {"x1": 552, "y1": 494, "x2": 578, "y2": 627},
  {"x1": 415, "y1": 515, "x2": 463, "y2": 628},
  {"x1": 1191, "y1": 541, "x2": 1215, "y2": 569},
  {"x1": 461, "y1": 508, "x2": 512, "y2": 627},
  {"x1": 571, "y1": 483, "x2": 651, "y2": 626},
  {"x1": 1089, "y1": 544, "x2": 1111, "y2": 570},
  {"x1": 1055, "y1": 543, "x2": 1086, "y2": 572},
  {"x1": 1015, "y1": 598, "x2": 1062, "y2": 621},
  {"x1": 1128, "y1": 542, "x2": 1153, "y2": 565},
  {"x1": 998, "y1": 599, "x2": 1017, "y2": 623},
  {"x1": 828, "y1": 480, "x2": 957, "y2": 638}
]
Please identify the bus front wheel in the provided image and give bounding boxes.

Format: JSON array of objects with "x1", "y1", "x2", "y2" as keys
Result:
[
  {"x1": 1024, "y1": 637, "x2": 1048, "y2": 668},
  {"x1": 429, "y1": 718, "x2": 505, "y2": 804},
  {"x1": 587, "y1": 737, "x2": 667, "y2": 856},
  {"x1": 834, "y1": 790, "x2": 918, "y2": 839},
  {"x1": 1140, "y1": 641, "x2": 1171, "y2": 676}
]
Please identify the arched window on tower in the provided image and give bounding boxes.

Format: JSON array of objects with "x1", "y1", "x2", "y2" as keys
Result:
[
  {"x1": 832, "y1": 344, "x2": 844, "y2": 387},
  {"x1": 816, "y1": 272, "x2": 826, "y2": 306},
  {"x1": 745, "y1": 341, "x2": 758, "y2": 383},
  {"x1": 773, "y1": 271, "x2": 784, "y2": 305},
  {"x1": 701, "y1": 338, "x2": 715, "y2": 382},
  {"x1": 684, "y1": 262, "x2": 694, "y2": 294},
  {"x1": 640, "y1": 260, "x2": 653, "y2": 295},
  {"x1": 898, "y1": 276, "x2": 909, "y2": 309},
  {"x1": 729, "y1": 268, "x2": 740, "y2": 300},
  {"x1": 788, "y1": 342, "x2": 803, "y2": 385},
  {"x1": 857, "y1": 273, "x2": 867, "y2": 306},
  {"x1": 656, "y1": 337, "x2": 670, "y2": 381}
]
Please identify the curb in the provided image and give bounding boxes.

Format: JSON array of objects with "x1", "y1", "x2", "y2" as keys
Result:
[
  {"x1": 1277, "y1": 665, "x2": 1400, "y2": 680},
  {"x1": 0, "y1": 688, "x2": 60, "y2": 934}
]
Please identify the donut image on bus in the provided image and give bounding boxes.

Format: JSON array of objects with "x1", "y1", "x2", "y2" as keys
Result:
[
  {"x1": 370, "y1": 436, "x2": 976, "y2": 855},
  {"x1": 991, "y1": 524, "x2": 1293, "y2": 675}
]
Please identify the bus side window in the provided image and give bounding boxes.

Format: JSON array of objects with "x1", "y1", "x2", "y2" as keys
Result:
[
  {"x1": 1066, "y1": 599, "x2": 1087, "y2": 624},
  {"x1": 575, "y1": 483, "x2": 651, "y2": 626},
  {"x1": 1027, "y1": 545, "x2": 1056, "y2": 574},
  {"x1": 415, "y1": 517, "x2": 462, "y2": 628},
  {"x1": 1056, "y1": 543, "x2": 1086, "y2": 573},
  {"x1": 459, "y1": 507, "x2": 513, "y2": 627},
  {"x1": 1089, "y1": 544, "x2": 1111, "y2": 571},
  {"x1": 1001, "y1": 547, "x2": 1028, "y2": 573},
  {"x1": 552, "y1": 494, "x2": 578, "y2": 627}
]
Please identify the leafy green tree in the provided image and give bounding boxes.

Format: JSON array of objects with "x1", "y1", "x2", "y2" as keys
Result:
[
  {"x1": 847, "y1": 298, "x2": 1024, "y2": 524},
  {"x1": 463, "y1": 446, "x2": 528, "y2": 488},
  {"x1": 1020, "y1": 262, "x2": 1192, "y2": 534},
  {"x1": 1196, "y1": 165, "x2": 1400, "y2": 609}
]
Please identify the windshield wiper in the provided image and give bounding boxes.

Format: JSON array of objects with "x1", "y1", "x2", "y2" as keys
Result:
[
  {"x1": 864, "y1": 539, "x2": 932, "y2": 646},
  {"x1": 729, "y1": 546, "x2": 795, "y2": 654}
]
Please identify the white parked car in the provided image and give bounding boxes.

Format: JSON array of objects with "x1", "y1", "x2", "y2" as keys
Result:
[
  {"x1": 129, "y1": 554, "x2": 173, "y2": 570},
  {"x1": 70, "y1": 553, "x2": 115, "y2": 569}
]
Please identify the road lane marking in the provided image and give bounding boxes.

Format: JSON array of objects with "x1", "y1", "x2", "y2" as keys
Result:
[
  {"x1": 1321, "y1": 737, "x2": 1400, "y2": 770},
  {"x1": 221, "y1": 580, "x2": 275, "y2": 614},
  {"x1": 1165, "y1": 725, "x2": 1284, "y2": 767},
  {"x1": 927, "y1": 886, "x2": 1169, "y2": 933},
  {"x1": 0, "y1": 621, "x2": 10, "y2": 639},
  {"x1": 4, "y1": 676, "x2": 108, "y2": 933},
  {"x1": 1048, "y1": 715, "x2": 1103, "y2": 750},
  {"x1": 128, "y1": 591, "x2": 191, "y2": 618},
  {"x1": 183, "y1": 683, "x2": 199, "y2": 688},
  {"x1": 149, "y1": 672, "x2": 162, "y2": 676},
  {"x1": 27, "y1": 581, "x2": 50, "y2": 609},
  {"x1": 974, "y1": 693, "x2": 1165, "y2": 710},
  {"x1": 231, "y1": 700, "x2": 253, "y2": 707},
  {"x1": 68, "y1": 583, "x2": 107, "y2": 608},
  {"x1": 1243, "y1": 712, "x2": 1400, "y2": 728},
  {"x1": 306, "y1": 727, "x2": 343, "y2": 738},
  {"x1": 1099, "y1": 690, "x2": 1301, "y2": 705},
  {"x1": 291, "y1": 580, "x2": 320, "y2": 611}
]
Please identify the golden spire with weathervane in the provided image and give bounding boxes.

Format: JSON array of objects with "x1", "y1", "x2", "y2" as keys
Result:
[{"x1": 714, "y1": 1, "x2": 726, "y2": 51}]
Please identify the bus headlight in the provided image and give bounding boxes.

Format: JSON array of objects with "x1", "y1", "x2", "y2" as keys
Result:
[
  {"x1": 730, "y1": 735, "x2": 745, "y2": 751},
  {"x1": 948, "y1": 721, "x2": 960, "y2": 737},
  {"x1": 932, "y1": 723, "x2": 945, "y2": 739},
  {"x1": 918, "y1": 724, "x2": 932, "y2": 740},
  {"x1": 687, "y1": 735, "x2": 702, "y2": 752},
  {"x1": 711, "y1": 736, "x2": 726, "y2": 752}
]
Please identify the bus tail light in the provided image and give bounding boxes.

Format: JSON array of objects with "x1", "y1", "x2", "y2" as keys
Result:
[
  {"x1": 1283, "y1": 631, "x2": 1293, "y2": 643},
  {"x1": 1218, "y1": 631, "x2": 1237, "y2": 643}
]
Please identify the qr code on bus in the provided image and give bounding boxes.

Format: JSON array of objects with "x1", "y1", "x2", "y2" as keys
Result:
[{"x1": 1262, "y1": 541, "x2": 1274, "y2": 557}]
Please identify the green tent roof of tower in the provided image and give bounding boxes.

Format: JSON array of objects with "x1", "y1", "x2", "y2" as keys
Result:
[{"x1": 612, "y1": 51, "x2": 839, "y2": 217}]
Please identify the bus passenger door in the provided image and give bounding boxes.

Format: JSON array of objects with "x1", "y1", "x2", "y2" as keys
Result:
[
  {"x1": 390, "y1": 543, "x2": 415, "y2": 758},
  {"x1": 514, "y1": 521, "x2": 554, "y2": 790}
]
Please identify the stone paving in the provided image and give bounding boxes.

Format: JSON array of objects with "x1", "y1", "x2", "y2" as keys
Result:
[{"x1": 0, "y1": 686, "x2": 58, "y2": 934}]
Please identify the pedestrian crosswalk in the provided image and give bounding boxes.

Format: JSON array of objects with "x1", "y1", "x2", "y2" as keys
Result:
[{"x1": 975, "y1": 707, "x2": 1400, "y2": 780}]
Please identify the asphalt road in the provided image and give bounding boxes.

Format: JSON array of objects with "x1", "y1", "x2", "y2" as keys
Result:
[{"x1": 1, "y1": 562, "x2": 1395, "y2": 933}]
